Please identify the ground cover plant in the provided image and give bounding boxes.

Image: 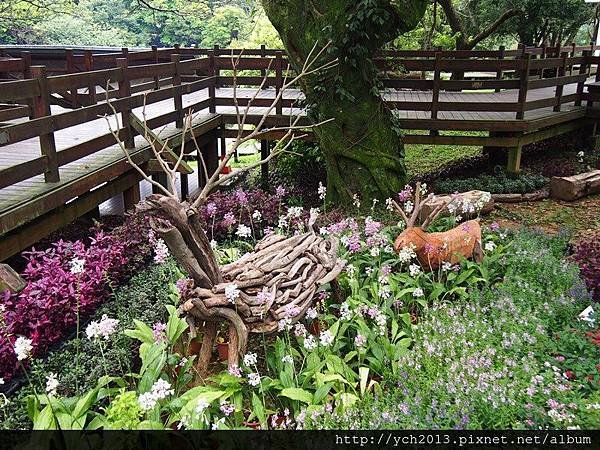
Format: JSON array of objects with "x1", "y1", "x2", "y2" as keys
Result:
[
  {"x1": 0, "y1": 216, "x2": 151, "y2": 383},
  {"x1": 3, "y1": 184, "x2": 597, "y2": 430}
]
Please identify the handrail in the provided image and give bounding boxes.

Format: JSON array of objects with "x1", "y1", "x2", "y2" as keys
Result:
[{"x1": 0, "y1": 44, "x2": 598, "y2": 192}]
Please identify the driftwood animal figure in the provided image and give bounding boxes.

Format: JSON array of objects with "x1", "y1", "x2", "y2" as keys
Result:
[
  {"x1": 390, "y1": 183, "x2": 483, "y2": 270},
  {"x1": 105, "y1": 45, "x2": 340, "y2": 372}
]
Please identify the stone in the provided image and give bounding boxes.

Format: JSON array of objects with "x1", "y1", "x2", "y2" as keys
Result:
[{"x1": 0, "y1": 263, "x2": 26, "y2": 293}]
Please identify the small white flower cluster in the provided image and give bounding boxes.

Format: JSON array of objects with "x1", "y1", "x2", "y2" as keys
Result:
[
  {"x1": 281, "y1": 355, "x2": 294, "y2": 364},
  {"x1": 352, "y1": 194, "x2": 361, "y2": 209},
  {"x1": 252, "y1": 210, "x2": 262, "y2": 221},
  {"x1": 45, "y1": 373, "x2": 59, "y2": 396},
  {"x1": 319, "y1": 330, "x2": 334, "y2": 347},
  {"x1": 153, "y1": 239, "x2": 170, "y2": 264},
  {"x1": 318, "y1": 182, "x2": 327, "y2": 200},
  {"x1": 484, "y1": 241, "x2": 496, "y2": 252},
  {"x1": 303, "y1": 335, "x2": 317, "y2": 350},
  {"x1": 69, "y1": 258, "x2": 85, "y2": 275},
  {"x1": 14, "y1": 336, "x2": 33, "y2": 361},
  {"x1": 339, "y1": 302, "x2": 352, "y2": 321},
  {"x1": 408, "y1": 264, "x2": 422, "y2": 277},
  {"x1": 577, "y1": 151, "x2": 585, "y2": 163},
  {"x1": 225, "y1": 284, "x2": 240, "y2": 304},
  {"x1": 397, "y1": 244, "x2": 417, "y2": 263},
  {"x1": 235, "y1": 224, "x2": 252, "y2": 239},
  {"x1": 247, "y1": 372, "x2": 261, "y2": 386},
  {"x1": 413, "y1": 287, "x2": 425, "y2": 298},
  {"x1": 86, "y1": 315, "x2": 119, "y2": 341},
  {"x1": 305, "y1": 308, "x2": 318, "y2": 320},
  {"x1": 308, "y1": 208, "x2": 320, "y2": 228},
  {"x1": 138, "y1": 379, "x2": 174, "y2": 411},
  {"x1": 243, "y1": 352, "x2": 258, "y2": 367}
]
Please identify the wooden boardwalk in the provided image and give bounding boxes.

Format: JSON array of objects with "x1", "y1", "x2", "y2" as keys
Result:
[{"x1": 0, "y1": 45, "x2": 599, "y2": 260}]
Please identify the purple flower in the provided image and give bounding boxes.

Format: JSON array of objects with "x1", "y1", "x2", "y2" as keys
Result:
[
  {"x1": 206, "y1": 202, "x2": 217, "y2": 217},
  {"x1": 346, "y1": 233, "x2": 361, "y2": 253},
  {"x1": 364, "y1": 217, "x2": 382, "y2": 236},
  {"x1": 152, "y1": 322, "x2": 167, "y2": 342},
  {"x1": 275, "y1": 185, "x2": 286, "y2": 198},
  {"x1": 222, "y1": 212, "x2": 236, "y2": 228},
  {"x1": 235, "y1": 189, "x2": 248, "y2": 206},
  {"x1": 489, "y1": 222, "x2": 500, "y2": 232}
]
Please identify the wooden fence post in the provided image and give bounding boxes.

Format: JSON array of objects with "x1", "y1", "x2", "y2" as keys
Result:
[
  {"x1": 516, "y1": 53, "x2": 531, "y2": 120},
  {"x1": 260, "y1": 44, "x2": 267, "y2": 89},
  {"x1": 495, "y1": 45, "x2": 505, "y2": 92},
  {"x1": 171, "y1": 54, "x2": 183, "y2": 128},
  {"x1": 152, "y1": 45, "x2": 160, "y2": 90},
  {"x1": 275, "y1": 51, "x2": 283, "y2": 115},
  {"x1": 123, "y1": 183, "x2": 141, "y2": 210},
  {"x1": 21, "y1": 51, "x2": 34, "y2": 119},
  {"x1": 84, "y1": 50, "x2": 97, "y2": 105},
  {"x1": 570, "y1": 42, "x2": 576, "y2": 75},
  {"x1": 116, "y1": 58, "x2": 135, "y2": 149},
  {"x1": 207, "y1": 50, "x2": 216, "y2": 114},
  {"x1": 65, "y1": 48, "x2": 78, "y2": 107},
  {"x1": 213, "y1": 44, "x2": 221, "y2": 89},
  {"x1": 554, "y1": 52, "x2": 568, "y2": 112},
  {"x1": 31, "y1": 65, "x2": 59, "y2": 183},
  {"x1": 539, "y1": 43, "x2": 547, "y2": 79},
  {"x1": 430, "y1": 52, "x2": 441, "y2": 131},
  {"x1": 575, "y1": 50, "x2": 589, "y2": 107}
]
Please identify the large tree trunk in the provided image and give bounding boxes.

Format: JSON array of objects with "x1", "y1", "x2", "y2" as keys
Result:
[{"x1": 261, "y1": 0, "x2": 427, "y2": 205}]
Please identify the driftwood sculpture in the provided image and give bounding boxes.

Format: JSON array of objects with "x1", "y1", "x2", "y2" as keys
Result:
[
  {"x1": 390, "y1": 183, "x2": 483, "y2": 270},
  {"x1": 105, "y1": 44, "x2": 341, "y2": 371}
]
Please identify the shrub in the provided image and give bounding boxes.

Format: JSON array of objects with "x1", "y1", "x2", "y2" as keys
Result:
[
  {"x1": 434, "y1": 170, "x2": 548, "y2": 194},
  {"x1": 268, "y1": 141, "x2": 326, "y2": 203},
  {"x1": 572, "y1": 234, "x2": 600, "y2": 301},
  {"x1": 0, "y1": 261, "x2": 178, "y2": 430},
  {"x1": 0, "y1": 216, "x2": 151, "y2": 383}
]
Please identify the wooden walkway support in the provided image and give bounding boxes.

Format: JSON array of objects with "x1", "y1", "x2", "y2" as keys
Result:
[{"x1": 0, "y1": 44, "x2": 600, "y2": 260}]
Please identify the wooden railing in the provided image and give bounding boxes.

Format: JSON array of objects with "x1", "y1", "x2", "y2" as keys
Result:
[{"x1": 0, "y1": 45, "x2": 598, "y2": 191}]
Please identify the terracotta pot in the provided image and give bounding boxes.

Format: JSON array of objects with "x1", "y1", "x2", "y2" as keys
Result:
[
  {"x1": 268, "y1": 414, "x2": 286, "y2": 429},
  {"x1": 217, "y1": 341, "x2": 229, "y2": 362},
  {"x1": 308, "y1": 320, "x2": 322, "y2": 336},
  {"x1": 187, "y1": 337, "x2": 202, "y2": 356},
  {"x1": 243, "y1": 421, "x2": 261, "y2": 430}
]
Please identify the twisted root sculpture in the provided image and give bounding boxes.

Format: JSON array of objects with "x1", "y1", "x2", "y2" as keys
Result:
[{"x1": 138, "y1": 195, "x2": 344, "y2": 373}]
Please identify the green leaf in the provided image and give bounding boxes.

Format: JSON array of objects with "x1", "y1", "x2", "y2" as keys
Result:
[
  {"x1": 313, "y1": 383, "x2": 333, "y2": 404},
  {"x1": 280, "y1": 388, "x2": 313, "y2": 404},
  {"x1": 359, "y1": 367, "x2": 369, "y2": 396},
  {"x1": 251, "y1": 393, "x2": 267, "y2": 428},
  {"x1": 33, "y1": 405, "x2": 57, "y2": 430},
  {"x1": 165, "y1": 305, "x2": 188, "y2": 343},
  {"x1": 124, "y1": 319, "x2": 155, "y2": 345}
]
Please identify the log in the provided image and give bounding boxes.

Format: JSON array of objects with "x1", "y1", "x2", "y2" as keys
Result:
[
  {"x1": 0, "y1": 263, "x2": 26, "y2": 293},
  {"x1": 550, "y1": 170, "x2": 600, "y2": 201},
  {"x1": 420, "y1": 190, "x2": 494, "y2": 221}
]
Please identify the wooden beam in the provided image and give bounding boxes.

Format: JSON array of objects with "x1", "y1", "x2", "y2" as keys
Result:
[{"x1": 0, "y1": 171, "x2": 143, "y2": 261}]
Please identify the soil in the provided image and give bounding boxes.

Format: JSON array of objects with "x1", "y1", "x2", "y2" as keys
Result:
[{"x1": 484, "y1": 194, "x2": 600, "y2": 243}]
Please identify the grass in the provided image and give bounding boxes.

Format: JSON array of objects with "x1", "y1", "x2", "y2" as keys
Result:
[{"x1": 404, "y1": 130, "x2": 484, "y2": 178}]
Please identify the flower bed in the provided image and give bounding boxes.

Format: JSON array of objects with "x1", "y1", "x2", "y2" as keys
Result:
[
  {"x1": 0, "y1": 216, "x2": 151, "y2": 383},
  {"x1": 3, "y1": 184, "x2": 598, "y2": 431}
]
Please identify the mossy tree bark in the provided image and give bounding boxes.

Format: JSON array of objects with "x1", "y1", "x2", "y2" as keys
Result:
[{"x1": 261, "y1": 0, "x2": 427, "y2": 205}]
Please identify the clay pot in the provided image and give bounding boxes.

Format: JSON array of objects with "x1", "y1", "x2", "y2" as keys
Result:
[
  {"x1": 308, "y1": 320, "x2": 323, "y2": 336},
  {"x1": 187, "y1": 337, "x2": 202, "y2": 356},
  {"x1": 243, "y1": 421, "x2": 261, "y2": 430},
  {"x1": 217, "y1": 341, "x2": 229, "y2": 362}
]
